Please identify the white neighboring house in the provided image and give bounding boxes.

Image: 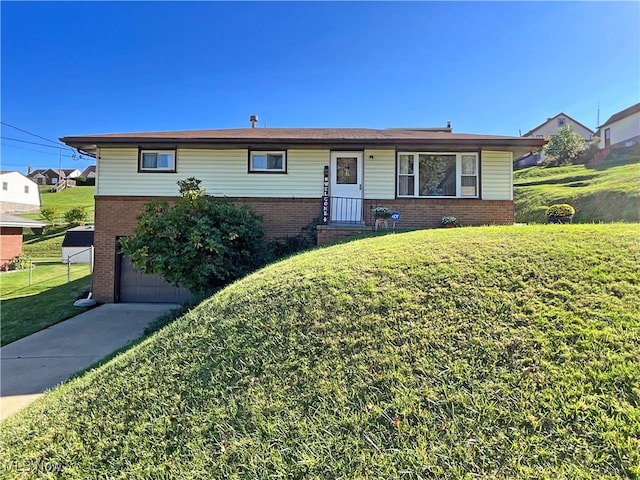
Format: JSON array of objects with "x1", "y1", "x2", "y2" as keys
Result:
[
  {"x1": 63, "y1": 168, "x2": 82, "y2": 179},
  {"x1": 597, "y1": 103, "x2": 640, "y2": 149},
  {"x1": 514, "y1": 113, "x2": 594, "y2": 169},
  {"x1": 62, "y1": 225, "x2": 94, "y2": 264},
  {"x1": 0, "y1": 171, "x2": 41, "y2": 213}
]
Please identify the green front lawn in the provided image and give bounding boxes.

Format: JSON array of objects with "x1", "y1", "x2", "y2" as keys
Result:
[
  {"x1": 1, "y1": 224, "x2": 639, "y2": 478},
  {"x1": 1, "y1": 263, "x2": 92, "y2": 346}
]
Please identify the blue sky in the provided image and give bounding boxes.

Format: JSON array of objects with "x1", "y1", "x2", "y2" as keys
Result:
[{"x1": 1, "y1": 1, "x2": 639, "y2": 174}]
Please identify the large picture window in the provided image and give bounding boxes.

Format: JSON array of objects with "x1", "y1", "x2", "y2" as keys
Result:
[
  {"x1": 139, "y1": 150, "x2": 176, "y2": 172},
  {"x1": 397, "y1": 152, "x2": 478, "y2": 198}
]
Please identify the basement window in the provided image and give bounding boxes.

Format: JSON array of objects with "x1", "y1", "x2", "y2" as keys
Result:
[
  {"x1": 249, "y1": 151, "x2": 286, "y2": 173},
  {"x1": 139, "y1": 149, "x2": 176, "y2": 172}
]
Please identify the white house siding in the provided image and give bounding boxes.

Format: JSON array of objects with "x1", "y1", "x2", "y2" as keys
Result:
[
  {"x1": 599, "y1": 112, "x2": 640, "y2": 148},
  {"x1": 481, "y1": 150, "x2": 513, "y2": 200},
  {"x1": 363, "y1": 149, "x2": 396, "y2": 200},
  {"x1": 96, "y1": 147, "x2": 329, "y2": 198},
  {"x1": 0, "y1": 172, "x2": 40, "y2": 213}
]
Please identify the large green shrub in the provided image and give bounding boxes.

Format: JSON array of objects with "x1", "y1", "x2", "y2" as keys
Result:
[
  {"x1": 120, "y1": 177, "x2": 268, "y2": 294},
  {"x1": 64, "y1": 207, "x2": 88, "y2": 225}
]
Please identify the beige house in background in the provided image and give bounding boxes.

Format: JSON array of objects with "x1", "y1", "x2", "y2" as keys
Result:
[{"x1": 514, "y1": 113, "x2": 593, "y2": 169}]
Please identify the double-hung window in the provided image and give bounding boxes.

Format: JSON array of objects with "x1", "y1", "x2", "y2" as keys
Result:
[
  {"x1": 139, "y1": 150, "x2": 176, "y2": 172},
  {"x1": 397, "y1": 152, "x2": 478, "y2": 198},
  {"x1": 249, "y1": 151, "x2": 286, "y2": 173}
]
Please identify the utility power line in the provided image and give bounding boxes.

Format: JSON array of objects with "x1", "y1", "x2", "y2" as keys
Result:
[
  {"x1": 2, "y1": 143, "x2": 82, "y2": 159},
  {"x1": 1, "y1": 136, "x2": 76, "y2": 151},
  {"x1": 0, "y1": 121, "x2": 66, "y2": 148}
]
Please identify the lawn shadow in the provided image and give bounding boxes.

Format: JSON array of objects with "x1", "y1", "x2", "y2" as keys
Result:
[
  {"x1": 23, "y1": 226, "x2": 71, "y2": 246},
  {"x1": 586, "y1": 154, "x2": 640, "y2": 171},
  {"x1": 1, "y1": 277, "x2": 92, "y2": 346}
]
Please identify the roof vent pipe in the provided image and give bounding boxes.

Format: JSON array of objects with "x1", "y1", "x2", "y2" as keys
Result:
[{"x1": 249, "y1": 115, "x2": 259, "y2": 128}]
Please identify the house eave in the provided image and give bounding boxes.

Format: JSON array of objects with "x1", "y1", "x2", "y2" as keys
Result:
[{"x1": 62, "y1": 137, "x2": 546, "y2": 157}]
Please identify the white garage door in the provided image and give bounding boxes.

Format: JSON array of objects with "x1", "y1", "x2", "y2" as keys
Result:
[{"x1": 119, "y1": 256, "x2": 192, "y2": 303}]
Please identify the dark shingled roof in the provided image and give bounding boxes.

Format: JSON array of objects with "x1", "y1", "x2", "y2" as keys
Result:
[
  {"x1": 62, "y1": 226, "x2": 94, "y2": 247},
  {"x1": 60, "y1": 127, "x2": 546, "y2": 156}
]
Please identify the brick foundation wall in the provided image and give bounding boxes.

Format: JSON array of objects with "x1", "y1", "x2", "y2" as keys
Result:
[
  {"x1": 234, "y1": 198, "x2": 323, "y2": 239},
  {"x1": 93, "y1": 196, "x2": 323, "y2": 303},
  {"x1": 362, "y1": 198, "x2": 514, "y2": 228},
  {"x1": 317, "y1": 199, "x2": 514, "y2": 245},
  {"x1": 316, "y1": 225, "x2": 372, "y2": 244},
  {"x1": 1, "y1": 227, "x2": 23, "y2": 266},
  {"x1": 94, "y1": 196, "x2": 511, "y2": 302}
]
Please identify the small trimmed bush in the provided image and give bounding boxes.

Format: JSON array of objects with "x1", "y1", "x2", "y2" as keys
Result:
[{"x1": 546, "y1": 204, "x2": 575, "y2": 218}]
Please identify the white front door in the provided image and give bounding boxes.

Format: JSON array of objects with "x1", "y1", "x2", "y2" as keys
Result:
[{"x1": 330, "y1": 151, "x2": 363, "y2": 223}]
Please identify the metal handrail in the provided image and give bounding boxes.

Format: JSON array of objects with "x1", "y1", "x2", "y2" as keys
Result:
[{"x1": 327, "y1": 196, "x2": 365, "y2": 225}]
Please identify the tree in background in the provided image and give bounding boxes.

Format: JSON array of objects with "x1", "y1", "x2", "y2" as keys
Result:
[
  {"x1": 542, "y1": 124, "x2": 587, "y2": 167},
  {"x1": 64, "y1": 207, "x2": 88, "y2": 225},
  {"x1": 40, "y1": 206, "x2": 59, "y2": 224},
  {"x1": 120, "y1": 177, "x2": 268, "y2": 294}
]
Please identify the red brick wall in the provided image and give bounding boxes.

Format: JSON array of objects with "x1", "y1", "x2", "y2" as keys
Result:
[
  {"x1": 0, "y1": 227, "x2": 23, "y2": 266},
  {"x1": 234, "y1": 198, "x2": 323, "y2": 239},
  {"x1": 93, "y1": 196, "x2": 323, "y2": 303},
  {"x1": 93, "y1": 196, "x2": 512, "y2": 302},
  {"x1": 362, "y1": 198, "x2": 514, "y2": 228},
  {"x1": 316, "y1": 225, "x2": 372, "y2": 244}
]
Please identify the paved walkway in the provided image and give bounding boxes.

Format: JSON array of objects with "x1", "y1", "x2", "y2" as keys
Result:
[{"x1": 1, "y1": 303, "x2": 179, "y2": 420}]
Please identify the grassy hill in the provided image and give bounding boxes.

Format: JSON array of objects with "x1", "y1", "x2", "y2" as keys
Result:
[
  {"x1": 21, "y1": 185, "x2": 95, "y2": 223},
  {"x1": 19, "y1": 186, "x2": 95, "y2": 260},
  {"x1": 514, "y1": 154, "x2": 640, "y2": 223},
  {"x1": 1, "y1": 224, "x2": 639, "y2": 478}
]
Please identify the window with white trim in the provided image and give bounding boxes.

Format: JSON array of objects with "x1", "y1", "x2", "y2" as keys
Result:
[
  {"x1": 2, "y1": 182, "x2": 7, "y2": 191},
  {"x1": 397, "y1": 152, "x2": 478, "y2": 198},
  {"x1": 139, "y1": 150, "x2": 176, "y2": 172},
  {"x1": 249, "y1": 151, "x2": 286, "y2": 173},
  {"x1": 24, "y1": 185, "x2": 29, "y2": 194}
]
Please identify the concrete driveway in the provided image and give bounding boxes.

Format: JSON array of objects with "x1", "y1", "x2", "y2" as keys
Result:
[{"x1": 1, "y1": 303, "x2": 179, "y2": 420}]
